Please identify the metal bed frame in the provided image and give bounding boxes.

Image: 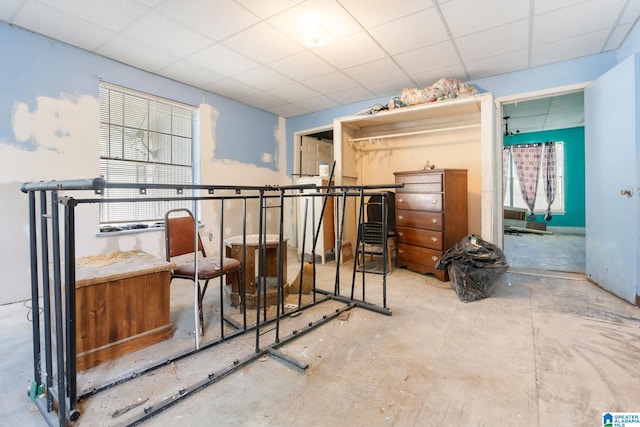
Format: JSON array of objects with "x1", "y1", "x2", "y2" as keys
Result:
[{"x1": 21, "y1": 175, "x2": 401, "y2": 426}]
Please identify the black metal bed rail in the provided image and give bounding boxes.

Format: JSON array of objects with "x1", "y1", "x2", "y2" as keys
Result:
[{"x1": 21, "y1": 177, "x2": 401, "y2": 427}]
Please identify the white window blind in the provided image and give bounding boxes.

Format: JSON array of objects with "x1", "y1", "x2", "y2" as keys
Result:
[{"x1": 99, "y1": 84, "x2": 195, "y2": 225}]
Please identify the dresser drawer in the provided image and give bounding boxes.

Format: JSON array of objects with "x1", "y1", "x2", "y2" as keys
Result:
[
  {"x1": 395, "y1": 172, "x2": 442, "y2": 185},
  {"x1": 396, "y1": 243, "x2": 442, "y2": 267},
  {"x1": 398, "y1": 181, "x2": 442, "y2": 193},
  {"x1": 396, "y1": 226, "x2": 443, "y2": 250},
  {"x1": 395, "y1": 171, "x2": 442, "y2": 193},
  {"x1": 396, "y1": 193, "x2": 442, "y2": 212},
  {"x1": 396, "y1": 210, "x2": 443, "y2": 230}
]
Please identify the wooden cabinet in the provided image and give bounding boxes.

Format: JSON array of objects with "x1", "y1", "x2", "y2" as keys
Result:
[
  {"x1": 394, "y1": 169, "x2": 468, "y2": 281},
  {"x1": 74, "y1": 251, "x2": 174, "y2": 370}
]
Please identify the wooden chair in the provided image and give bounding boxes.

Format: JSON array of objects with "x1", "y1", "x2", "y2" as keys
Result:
[{"x1": 164, "y1": 208, "x2": 241, "y2": 335}]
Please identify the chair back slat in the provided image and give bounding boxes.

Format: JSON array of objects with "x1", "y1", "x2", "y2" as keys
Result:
[
  {"x1": 165, "y1": 209, "x2": 205, "y2": 260},
  {"x1": 361, "y1": 222, "x2": 385, "y2": 246}
]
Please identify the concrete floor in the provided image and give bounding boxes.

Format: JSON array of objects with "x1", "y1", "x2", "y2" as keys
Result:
[{"x1": 2, "y1": 232, "x2": 640, "y2": 427}]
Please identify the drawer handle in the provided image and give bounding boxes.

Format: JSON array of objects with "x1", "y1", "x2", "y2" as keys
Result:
[
  {"x1": 431, "y1": 256, "x2": 438, "y2": 262},
  {"x1": 432, "y1": 199, "x2": 437, "y2": 204},
  {"x1": 398, "y1": 215, "x2": 404, "y2": 220},
  {"x1": 398, "y1": 249, "x2": 404, "y2": 254},
  {"x1": 430, "y1": 237, "x2": 438, "y2": 242},
  {"x1": 398, "y1": 231, "x2": 404, "y2": 237},
  {"x1": 431, "y1": 218, "x2": 438, "y2": 224},
  {"x1": 398, "y1": 198, "x2": 404, "y2": 203}
]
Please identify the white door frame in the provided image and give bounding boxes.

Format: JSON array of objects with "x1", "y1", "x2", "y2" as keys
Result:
[
  {"x1": 293, "y1": 125, "x2": 334, "y2": 180},
  {"x1": 494, "y1": 81, "x2": 589, "y2": 260},
  {"x1": 293, "y1": 124, "x2": 334, "y2": 250}
]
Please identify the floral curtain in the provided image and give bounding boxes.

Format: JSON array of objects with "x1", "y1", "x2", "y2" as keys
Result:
[
  {"x1": 503, "y1": 147, "x2": 511, "y2": 202},
  {"x1": 541, "y1": 143, "x2": 557, "y2": 220},
  {"x1": 512, "y1": 145, "x2": 542, "y2": 220}
]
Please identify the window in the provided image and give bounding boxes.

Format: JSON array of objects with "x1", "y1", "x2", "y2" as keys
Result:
[
  {"x1": 503, "y1": 142, "x2": 565, "y2": 213},
  {"x1": 99, "y1": 83, "x2": 196, "y2": 226}
]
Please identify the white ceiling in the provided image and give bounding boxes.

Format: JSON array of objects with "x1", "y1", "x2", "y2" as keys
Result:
[
  {"x1": 2, "y1": 0, "x2": 639, "y2": 125},
  {"x1": 503, "y1": 91, "x2": 585, "y2": 134}
]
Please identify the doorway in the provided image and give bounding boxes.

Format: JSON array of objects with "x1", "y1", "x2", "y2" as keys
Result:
[
  {"x1": 294, "y1": 127, "x2": 334, "y2": 178},
  {"x1": 293, "y1": 126, "x2": 335, "y2": 255},
  {"x1": 498, "y1": 87, "x2": 587, "y2": 274}
]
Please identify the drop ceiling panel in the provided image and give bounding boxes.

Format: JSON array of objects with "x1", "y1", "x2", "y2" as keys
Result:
[
  {"x1": 439, "y1": 0, "x2": 530, "y2": 38},
  {"x1": 0, "y1": 0, "x2": 25, "y2": 18},
  {"x1": 464, "y1": 49, "x2": 529, "y2": 80},
  {"x1": 268, "y1": 51, "x2": 336, "y2": 81},
  {"x1": 223, "y1": 23, "x2": 303, "y2": 64},
  {"x1": 531, "y1": 29, "x2": 610, "y2": 67},
  {"x1": 1, "y1": 0, "x2": 637, "y2": 123},
  {"x1": 158, "y1": 60, "x2": 225, "y2": 88},
  {"x1": 365, "y1": 76, "x2": 418, "y2": 97},
  {"x1": 533, "y1": 0, "x2": 586, "y2": 15},
  {"x1": 327, "y1": 86, "x2": 375, "y2": 104},
  {"x1": 393, "y1": 41, "x2": 460, "y2": 75},
  {"x1": 456, "y1": 20, "x2": 529, "y2": 62},
  {"x1": 266, "y1": 0, "x2": 362, "y2": 42},
  {"x1": 295, "y1": 95, "x2": 340, "y2": 112},
  {"x1": 368, "y1": 8, "x2": 449, "y2": 55},
  {"x1": 235, "y1": 0, "x2": 304, "y2": 19},
  {"x1": 268, "y1": 103, "x2": 310, "y2": 117},
  {"x1": 96, "y1": 35, "x2": 179, "y2": 72},
  {"x1": 187, "y1": 44, "x2": 258, "y2": 76},
  {"x1": 233, "y1": 66, "x2": 293, "y2": 91},
  {"x1": 605, "y1": 23, "x2": 634, "y2": 51},
  {"x1": 532, "y1": 0, "x2": 625, "y2": 45},
  {"x1": 303, "y1": 71, "x2": 359, "y2": 93},
  {"x1": 311, "y1": 31, "x2": 388, "y2": 69},
  {"x1": 342, "y1": 58, "x2": 406, "y2": 85},
  {"x1": 410, "y1": 64, "x2": 468, "y2": 88},
  {"x1": 38, "y1": 0, "x2": 149, "y2": 32},
  {"x1": 13, "y1": 2, "x2": 115, "y2": 51},
  {"x1": 121, "y1": 11, "x2": 212, "y2": 58},
  {"x1": 268, "y1": 83, "x2": 321, "y2": 102},
  {"x1": 237, "y1": 91, "x2": 287, "y2": 109},
  {"x1": 340, "y1": 0, "x2": 433, "y2": 28},
  {"x1": 157, "y1": 0, "x2": 259, "y2": 40},
  {"x1": 202, "y1": 78, "x2": 261, "y2": 99}
]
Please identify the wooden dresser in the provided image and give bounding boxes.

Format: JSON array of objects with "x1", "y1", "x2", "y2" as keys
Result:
[{"x1": 394, "y1": 169, "x2": 468, "y2": 281}]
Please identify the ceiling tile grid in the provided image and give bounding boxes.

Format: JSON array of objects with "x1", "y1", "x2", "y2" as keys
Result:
[{"x1": 1, "y1": 0, "x2": 638, "y2": 124}]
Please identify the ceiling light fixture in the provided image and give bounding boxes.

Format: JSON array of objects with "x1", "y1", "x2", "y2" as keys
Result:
[
  {"x1": 503, "y1": 116, "x2": 520, "y2": 137},
  {"x1": 302, "y1": 22, "x2": 333, "y2": 47}
]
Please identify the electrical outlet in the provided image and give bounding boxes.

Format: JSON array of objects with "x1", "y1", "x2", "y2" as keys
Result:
[{"x1": 208, "y1": 232, "x2": 213, "y2": 241}]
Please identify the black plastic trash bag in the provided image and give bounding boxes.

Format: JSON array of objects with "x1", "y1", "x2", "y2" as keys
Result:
[{"x1": 435, "y1": 234, "x2": 509, "y2": 302}]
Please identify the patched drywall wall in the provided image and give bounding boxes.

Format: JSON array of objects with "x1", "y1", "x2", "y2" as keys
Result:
[
  {"x1": 1, "y1": 23, "x2": 293, "y2": 305},
  {"x1": 198, "y1": 106, "x2": 292, "y2": 256},
  {"x1": 3, "y1": 97, "x2": 291, "y2": 305},
  {"x1": 1, "y1": 94, "x2": 100, "y2": 304}
]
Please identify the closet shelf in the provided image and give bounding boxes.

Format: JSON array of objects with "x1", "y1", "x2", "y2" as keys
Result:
[{"x1": 348, "y1": 123, "x2": 480, "y2": 149}]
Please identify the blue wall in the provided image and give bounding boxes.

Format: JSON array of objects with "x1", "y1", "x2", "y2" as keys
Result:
[
  {"x1": 503, "y1": 127, "x2": 585, "y2": 227},
  {"x1": 0, "y1": 23, "x2": 281, "y2": 170}
]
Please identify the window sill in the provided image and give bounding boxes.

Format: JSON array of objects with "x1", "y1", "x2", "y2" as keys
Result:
[{"x1": 96, "y1": 225, "x2": 164, "y2": 238}]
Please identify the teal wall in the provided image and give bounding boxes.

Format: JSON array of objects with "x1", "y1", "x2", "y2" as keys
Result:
[{"x1": 503, "y1": 127, "x2": 585, "y2": 227}]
